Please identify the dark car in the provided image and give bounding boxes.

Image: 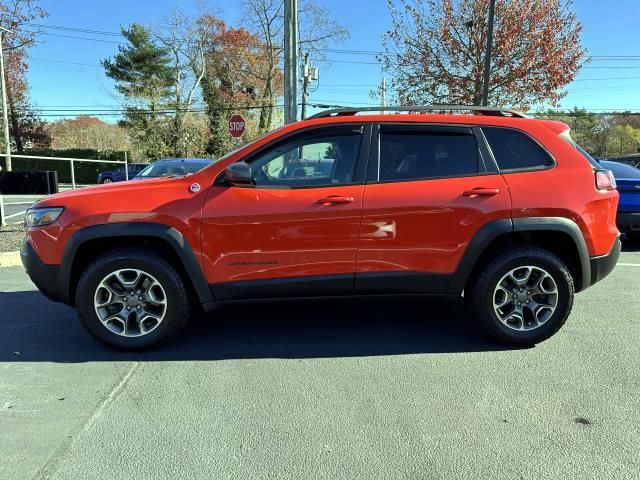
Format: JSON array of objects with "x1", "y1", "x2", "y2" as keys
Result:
[
  {"x1": 134, "y1": 158, "x2": 213, "y2": 179},
  {"x1": 600, "y1": 160, "x2": 640, "y2": 241},
  {"x1": 97, "y1": 163, "x2": 147, "y2": 184}
]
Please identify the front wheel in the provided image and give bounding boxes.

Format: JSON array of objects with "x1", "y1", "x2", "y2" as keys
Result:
[
  {"x1": 467, "y1": 246, "x2": 575, "y2": 345},
  {"x1": 75, "y1": 248, "x2": 192, "y2": 350}
]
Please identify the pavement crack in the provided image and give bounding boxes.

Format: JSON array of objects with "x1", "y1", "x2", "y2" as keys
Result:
[{"x1": 29, "y1": 361, "x2": 140, "y2": 480}]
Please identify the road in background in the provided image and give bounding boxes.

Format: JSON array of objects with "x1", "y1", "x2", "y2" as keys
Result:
[
  {"x1": 1, "y1": 247, "x2": 639, "y2": 480},
  {"x1": 1, "y1": 184, "x2": 88, "y2": 224}
]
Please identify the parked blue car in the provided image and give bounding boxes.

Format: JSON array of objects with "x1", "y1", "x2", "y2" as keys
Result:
[
  {"x1": 97, "y1": 163, "x2": 148, "y2": 184},
  {"x1": 133, "y1": 158, "x2": 213, "y2": 179},
  {"x1": 600, "y1": 160, "x2": 640, "y2": 242}
]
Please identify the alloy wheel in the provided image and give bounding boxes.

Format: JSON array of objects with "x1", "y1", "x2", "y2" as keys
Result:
[
  {"x1": 93, "y1": 268, "x2": 167, "y2": 337},
  {"x1": 492, "y1": 266, "x2": 559, "y2": 331}
]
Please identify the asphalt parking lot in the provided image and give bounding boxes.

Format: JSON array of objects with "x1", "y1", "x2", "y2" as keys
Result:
[{"x1": 1, "y1": 245, "x2": 639, "y2": 480}]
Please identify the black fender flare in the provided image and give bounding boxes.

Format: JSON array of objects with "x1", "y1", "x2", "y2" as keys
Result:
[
  {"x1": 59, "y1": 222, "x2": 214, "y2": 305},
  {"x1": 512, "y1": 217, "x2": 590, "y2": 292},
  {"x1": 448, "y1": 217, "x2": 591, "y2": 294}
]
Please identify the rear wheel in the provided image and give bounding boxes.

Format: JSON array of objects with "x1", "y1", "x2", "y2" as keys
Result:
[
  {"x1": 76, "y1": 248, "x2": 191, "y2": 350},
  {"x1": 468, "y1": 246, "x2": 574, "y2": 345}
]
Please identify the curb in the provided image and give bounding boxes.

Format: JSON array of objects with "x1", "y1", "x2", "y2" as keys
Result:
[{"x1": 0, "y1": 251, "x2": 21, "y2": 267}]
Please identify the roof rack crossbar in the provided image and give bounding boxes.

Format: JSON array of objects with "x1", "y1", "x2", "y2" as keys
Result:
[{"x1": 306, "y1": 105, "x2": 528, "y2": 120}]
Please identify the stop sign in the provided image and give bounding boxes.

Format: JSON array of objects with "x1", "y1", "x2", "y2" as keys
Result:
[{"x1": 228, "y1": 114, "x2": 246, "y2": 137}]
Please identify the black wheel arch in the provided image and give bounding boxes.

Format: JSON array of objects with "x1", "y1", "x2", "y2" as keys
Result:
[
  {"x1": 60, "y1": 222, "x2": 214, "y2": 306},
  {"x1": 448, "y1": 216, "x2": 591, "y2": 294}
]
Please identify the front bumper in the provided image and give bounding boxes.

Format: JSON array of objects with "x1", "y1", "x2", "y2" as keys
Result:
[
  {"x1": 617, "y1": 213, "x2": 640, "y2": 234},
  {"x1": 589, "y1": 237, "x2": 621, "y2": 286},
  {"x1": 20, "y1": 239, "x2": 62, "y2": 302}
]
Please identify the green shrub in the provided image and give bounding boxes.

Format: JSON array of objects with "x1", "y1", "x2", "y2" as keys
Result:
[{"x1": 0, "y1": 149, "x2": 128, "y2": 184}]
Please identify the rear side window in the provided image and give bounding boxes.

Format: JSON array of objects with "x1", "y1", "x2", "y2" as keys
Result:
[
  {"x1": 558, "y1": 130, "x2": 601, "y2": 169},
  {"x1": 482, "y1": 127, "x2": 554, "y2": 171},
  {"x1": 379, "y1": 126, "x2": 479, "y2": 181}
]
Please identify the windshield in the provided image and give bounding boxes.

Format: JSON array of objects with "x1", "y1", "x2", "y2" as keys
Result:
[{"x1": 136, "y1": 160, "x2": 210, "y2": 178}]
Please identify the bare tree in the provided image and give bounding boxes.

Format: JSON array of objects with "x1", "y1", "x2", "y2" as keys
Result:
[
  {"x1": 240, "y1": 0, "x2": 348, "y2": 129},
  {"x1": 152, "y1": 9, "x2": 206, "y2": 157},
  {"x1": 0, "y1": 0, "x2": 47, "y2": 51}
]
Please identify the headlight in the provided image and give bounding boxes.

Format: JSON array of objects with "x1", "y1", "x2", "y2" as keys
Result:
[{"x1": 24, "y1": 207, "x2": 64, "y2": 227}]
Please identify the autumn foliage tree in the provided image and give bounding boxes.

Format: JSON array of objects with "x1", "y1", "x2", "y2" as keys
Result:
[
  {"x1": 0, "y1": 0, "x2": 49, "y2": 160},
  {"x1": 46, "y1": 116, "x2": 130, "y2": 151},
  {"x1": 379, "y1": 0, "x2": 587, "y2": 108},
  {"x1": 198, "y1": 15, "x2": 281, "y2": 156}
]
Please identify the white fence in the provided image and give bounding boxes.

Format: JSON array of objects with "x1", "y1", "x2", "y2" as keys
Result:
[{"x1": 0, "y1": 153, "x2": 128, "y2": 226}]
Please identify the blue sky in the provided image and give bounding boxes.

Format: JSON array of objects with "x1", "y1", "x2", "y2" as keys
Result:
[{"x1": 25, "y1": 0, "x2": 640, "y2": 121}]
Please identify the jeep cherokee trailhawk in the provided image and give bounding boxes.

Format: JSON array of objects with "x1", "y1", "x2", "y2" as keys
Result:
[{"x1": 21, "y1": 106, "x2": 621, "y2": 350}]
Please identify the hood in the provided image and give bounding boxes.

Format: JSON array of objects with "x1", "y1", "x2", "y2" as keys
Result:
[{"x1": 35, "y1": 176, "x2": 184, "y2": 207}]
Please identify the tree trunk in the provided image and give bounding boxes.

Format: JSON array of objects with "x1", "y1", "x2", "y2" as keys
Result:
[
  {"x1": 6, "y1": 81, "x2": 23, "y2": 153},
  {"x1": 472, "y1": 76, "x2": 483, "y2": 107}
]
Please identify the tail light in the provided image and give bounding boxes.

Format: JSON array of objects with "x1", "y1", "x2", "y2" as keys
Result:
[{"x1": 595, "y1": 169, "x2": 616, "y2": 191}]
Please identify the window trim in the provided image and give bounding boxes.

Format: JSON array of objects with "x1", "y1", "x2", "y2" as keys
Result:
[
  {"x1": 216, "y1": 123, "x2": 371, "y2": 189},
  {"x1": 479, "y1": 125, "x2": 557, "y2": 174},
  {"x1": 366, "y1": 122, "x2": 491, "y2": 185}
]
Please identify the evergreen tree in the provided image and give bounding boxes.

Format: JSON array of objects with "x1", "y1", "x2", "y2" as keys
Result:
[{"x1": 102, "y1": 24, "x2": 174, "y2": 159}]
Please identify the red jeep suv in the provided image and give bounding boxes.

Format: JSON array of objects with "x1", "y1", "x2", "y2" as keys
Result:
[{"x1": 21, "y1": 106, "x2": 621, "y2": 350}]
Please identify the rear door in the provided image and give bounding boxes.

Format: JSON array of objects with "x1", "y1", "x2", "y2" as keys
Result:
[{"x1": 355, "y1": 123, "x2": 511, "y2": 293}]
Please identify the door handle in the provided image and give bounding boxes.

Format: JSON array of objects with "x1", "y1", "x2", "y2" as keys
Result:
[
  {"x1": 316, "y1": 195, "x2": 355, "y2": 205},
  {"x1": 462, "y1": 188, "x2": 500, "y2": 197}
]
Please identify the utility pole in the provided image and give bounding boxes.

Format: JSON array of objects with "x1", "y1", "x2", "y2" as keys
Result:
[
  {"x1": 481, "y1": 0, "x2": 496, "y2": 107},
  {"x1": 381, "y1": 77, "x2": 387, "y2": 112},
  {"x1": 283, "y1": 0, "x2": 298, "y2": 124},
  {"x1": 0, "y1": 28, "x2": 12, "y2": 171},
  {"x1": 300, "y1": 53, "x2": 319, "y2": 120},
  {"x1": 301, "y1": 52, "x2": 310, "y2": 120}
]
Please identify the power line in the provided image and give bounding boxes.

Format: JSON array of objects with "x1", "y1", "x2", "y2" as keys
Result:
[
  {"x1": 24, "y1": 22, "x2": 122, "y2": 37},
  {"x1": 33, "y1": 31, "x2": 123, "y2": 44}
]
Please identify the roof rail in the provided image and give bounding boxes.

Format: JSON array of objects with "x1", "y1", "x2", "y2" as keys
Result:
[{"x1": 306, "y1": 105, "x2": 528, "y2": 120}]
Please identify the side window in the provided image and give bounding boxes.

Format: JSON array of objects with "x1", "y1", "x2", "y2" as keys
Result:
[
  {"x1": 249, "y1": 131, "x2": 361, "y2": 187},
  {"x1": 482, "y1": 127, "x2": 554, "y2": 171},
  {"x1": 379, "y1": 127, "x2": 480, "y2": 181}
]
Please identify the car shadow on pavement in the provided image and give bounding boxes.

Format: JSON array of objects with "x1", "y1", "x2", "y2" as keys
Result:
[{"x1": 0, "y1": 291, "x2": 518, "y2": 363}]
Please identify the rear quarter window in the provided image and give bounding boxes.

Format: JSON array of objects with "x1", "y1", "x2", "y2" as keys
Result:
[{"x1": 482, "y1": 127, "x2": 554, "y2": 171}]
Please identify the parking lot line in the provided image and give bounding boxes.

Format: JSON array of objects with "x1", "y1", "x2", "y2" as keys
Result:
[{"x1": 617, "y1": 263, "x2": 640, "y2": 267}]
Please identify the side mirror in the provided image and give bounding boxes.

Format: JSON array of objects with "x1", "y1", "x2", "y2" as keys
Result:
[{"x1": 224, "y1": 162, "x2": 253, "y2": 186}]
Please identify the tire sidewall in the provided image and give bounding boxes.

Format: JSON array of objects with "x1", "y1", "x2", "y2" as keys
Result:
[
  {"x1": 477, "y1": 253, "x2": 573, "y2": 344},
  {"x1": 76, "y1": 253, "x2": 188, "y2": 349}
]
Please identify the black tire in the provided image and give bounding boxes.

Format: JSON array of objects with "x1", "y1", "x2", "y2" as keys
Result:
[
  {"x1": 467, "y1": 246, "x2": 574, "y2": 346},
  {"x1": 75, "y1": 247, "x2": 192, "y2": 350}
]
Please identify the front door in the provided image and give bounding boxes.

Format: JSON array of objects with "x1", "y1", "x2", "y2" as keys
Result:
[
  {"x1": 355, "y1": 124, "x2": 511, "y2": 293},
  {"x1": 201, "y1": 124, "x2": 369, "y2": 300}
]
